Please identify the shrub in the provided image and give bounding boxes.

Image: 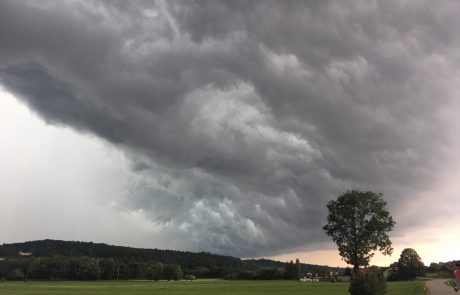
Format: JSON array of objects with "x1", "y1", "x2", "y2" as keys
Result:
[
  {"x1": 163, "y1": 264, "x2": 182, "y2": 281},
  {"x1": 349, "y1": 274, "x2": 387, "y2": 295},
  {"x1": 386, "y1": 272, "x2": 401, "y2": 281}
]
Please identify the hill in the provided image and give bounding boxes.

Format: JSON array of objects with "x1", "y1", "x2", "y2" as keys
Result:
[
  {"x1": 0, "y1": 239, "x2": 240, "y2": 270},
  {"x1": 0, "y1": 239, "x2": 342, "y2": 280}
]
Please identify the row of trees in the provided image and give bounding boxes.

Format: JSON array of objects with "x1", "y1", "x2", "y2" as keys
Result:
[
  {"x1": 0, "y1": 255, "x2": 323, "y2": 281},
  {"x1": 235, "y1": 259, "x2": 300, "y2": 280},
  {"x1": 0, "y1": 257, "x2": 182, "y2": 281}
]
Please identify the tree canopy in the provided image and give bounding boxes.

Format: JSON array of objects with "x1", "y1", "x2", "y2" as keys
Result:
[
  {"x1": 323, "y1": 190, "x2": 395, "y2": 271},
  {"x1": 397, "y1": 248, "x2": 425, "y2": 280}
]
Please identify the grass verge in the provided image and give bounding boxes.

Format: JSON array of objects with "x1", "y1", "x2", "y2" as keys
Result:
[{"x1": 0, "y1": 280, "x2": 426, "y2": 295}]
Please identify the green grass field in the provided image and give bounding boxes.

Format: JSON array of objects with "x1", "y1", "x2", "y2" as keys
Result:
[{"x1": 0, "y1": 280, "x2": 426, "y2": 295}]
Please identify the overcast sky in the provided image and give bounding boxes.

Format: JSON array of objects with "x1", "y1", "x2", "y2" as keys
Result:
[{"x1": 1, "y1": 0, "x2": 460, "y2": 266}]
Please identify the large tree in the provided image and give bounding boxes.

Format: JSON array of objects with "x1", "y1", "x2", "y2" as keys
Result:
[
  {"x1": 397, "y1": 248, "x2": 425, "y2": 280},
  {"x1": 323, "y1": 190, "x2": 395, "y2": 271}
]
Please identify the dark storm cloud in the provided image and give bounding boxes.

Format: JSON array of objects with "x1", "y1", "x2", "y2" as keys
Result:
[{"x1": 1, "y1": 0, "x2": 459, "y2": 256}]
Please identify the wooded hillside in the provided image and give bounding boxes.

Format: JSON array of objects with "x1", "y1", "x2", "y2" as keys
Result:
[{"x1": 0, "y1": 240, "x2": 342, "y2": 280}]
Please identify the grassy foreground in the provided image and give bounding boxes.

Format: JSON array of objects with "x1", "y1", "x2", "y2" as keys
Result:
[{"x1": 0, "y1": 280, "x2": 426, "y2": 295}]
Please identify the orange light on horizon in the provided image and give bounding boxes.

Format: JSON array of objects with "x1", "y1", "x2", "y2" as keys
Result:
[{"x1": 266, "y1": 227, "x2": 460, "y2": 268}]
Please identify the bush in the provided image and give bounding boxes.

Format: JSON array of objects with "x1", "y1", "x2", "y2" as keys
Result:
[
  {"x1": 386, "y1": 272, "x2": 401, "y2": 281},
  {"x1": 163, "y1": 264, "x2": 182, "y2": 281},
  {"x1": 349, "y1": 274, "x2": 387, "y2": 295}
]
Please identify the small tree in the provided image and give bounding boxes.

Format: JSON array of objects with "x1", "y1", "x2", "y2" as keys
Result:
[
  {"x1": 285, "y1": 260, "x2": 296, "y2": 280},
  {"x1": 397, "y1": 248, "x2": 425, "y2": 280},
  {"x1": 163, "y1": 264, "x2": 182, "y2": 281},
  {"x1": 295, "y1": 259, "x2": 301, "y2": 280},
  {"x1": 323, "y1": 190, "x2": 395, "y2": 272},
  {"x1": 349, "y1": 273, "x2": 386, "y2": 295}
]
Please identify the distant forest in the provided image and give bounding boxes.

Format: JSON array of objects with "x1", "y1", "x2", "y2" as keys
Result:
[{"x1": 0, "y1": 240, "x2": 342, "y2": 281}]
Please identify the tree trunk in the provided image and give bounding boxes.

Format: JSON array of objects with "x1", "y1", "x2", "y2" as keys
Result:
[{"x1": 352, "y1": 265, "x2": 360, "y2": 279}]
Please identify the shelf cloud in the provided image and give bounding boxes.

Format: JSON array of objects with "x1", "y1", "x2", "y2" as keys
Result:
[{"x1": 1, "y1": 0, "x2": 460, "y2": 257}]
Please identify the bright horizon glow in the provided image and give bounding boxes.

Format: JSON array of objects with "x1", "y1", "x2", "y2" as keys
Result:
[
  {"x1": 268, "y1": 227, "x2": 460, "y2": 267},
  {"x1": 268, "y1": 194, "x2": 460, "y2": 266}
]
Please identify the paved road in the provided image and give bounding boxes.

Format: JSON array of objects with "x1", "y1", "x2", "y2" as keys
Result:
[{"x1": 426, "y1": 279, "x2": 456, "y2": 295}]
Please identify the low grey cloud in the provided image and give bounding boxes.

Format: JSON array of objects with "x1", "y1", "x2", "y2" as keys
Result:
[{"x1": 1, "y1": 0, "x2": 460, "y2": 257}]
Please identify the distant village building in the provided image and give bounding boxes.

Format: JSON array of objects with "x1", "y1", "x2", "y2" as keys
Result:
[{"x1": 300, "y1": 277, "x2": 319, "y2": 282}]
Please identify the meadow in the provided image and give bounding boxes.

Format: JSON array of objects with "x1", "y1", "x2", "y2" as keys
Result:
[{"x1": 0, "y1": 280, "x2": 426, "y2": 295}]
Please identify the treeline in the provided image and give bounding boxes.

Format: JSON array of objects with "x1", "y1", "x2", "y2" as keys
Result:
[
  {"x1": 243, "y1": 258, "x2": 342, "y2": 275},
  {"x1": 0, "y1": 257, "x2": 308, "y2": 281},
  {"x1": 0, "y1": 256, "x2": 182, "y2": 281},
  {"x1": 0, "y1": 240, "x2": 343, "y2": 281},
  {"x1": 429, "y1": 260, "x2": 460, "y2": 278},
  {"x1": 229, "y1": 259, "x2": 302, "y2": 280}
]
